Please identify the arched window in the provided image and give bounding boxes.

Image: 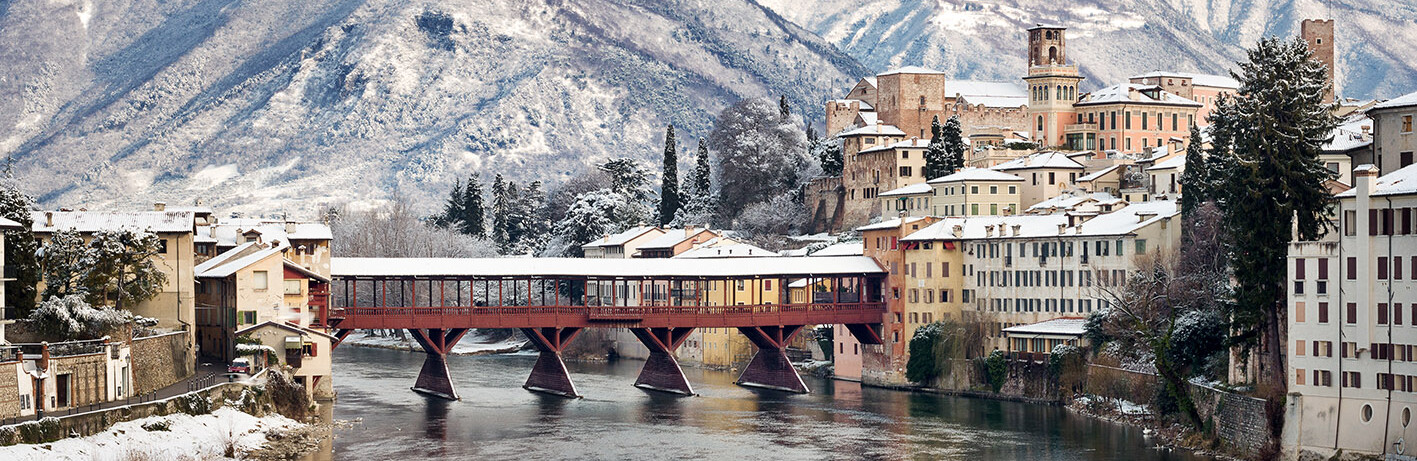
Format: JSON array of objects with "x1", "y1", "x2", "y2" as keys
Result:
[
  {"x1": 1056, "y1": 85, "x2": 1062, "y2": 100},
  {"x1": 1037, "y1": 115, "x2": 1044, "y2": 131},
  {"x1": 1048, "y1": 46, "x2": 1058, "y2": 64}
]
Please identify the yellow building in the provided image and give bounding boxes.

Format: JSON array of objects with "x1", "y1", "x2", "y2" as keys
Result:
[
  {"x1": 927, "y1": 167, "x2": 1025, "y2": 217},
  {"x1": 896, "y1": 232, "x2": 967, "y2": 344},
  {"x1": 698, "y1": 277, "x2": 782, "y2": 369}
]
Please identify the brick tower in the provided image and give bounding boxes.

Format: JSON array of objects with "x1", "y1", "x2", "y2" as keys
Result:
[
  {"x1": 1301, "y1": 19, "x2": 1336, "y2": 103},
  {"x1": 1022, "y1": 24, "x2": 1083, "y2": 148}
]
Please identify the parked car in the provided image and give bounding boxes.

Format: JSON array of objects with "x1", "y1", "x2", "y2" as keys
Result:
[{"x1": 228, "y1": 358, "x2": 251, "y2": 374}]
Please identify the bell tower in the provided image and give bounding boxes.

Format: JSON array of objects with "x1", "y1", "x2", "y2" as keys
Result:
[
  {"x1": 1022, "y1": 24, "x2": 1084, "y2": 149},
  {"x1": 1301, "y1": 19, "x2": 1336, "y2": 103}
]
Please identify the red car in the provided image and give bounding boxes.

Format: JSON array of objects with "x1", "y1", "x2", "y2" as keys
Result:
[{"x1": 228, "y1": 358, "x2": 251, "y2": 374}]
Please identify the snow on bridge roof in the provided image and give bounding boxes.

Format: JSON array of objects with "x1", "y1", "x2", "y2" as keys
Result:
[{"x1": 331, "y1": 256, "x2": 885, "y2": 278}]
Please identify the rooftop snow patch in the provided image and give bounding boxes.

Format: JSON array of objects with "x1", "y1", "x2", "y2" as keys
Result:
[
  {"x1": 856, "y1": 216, "x2": 930, "y2": 232},
  {"x1": 990, "y1": 152, "x2": 1085, "y2": 171},
  {"x1": 928, "y1": 167, "x2": 1025, "y2": 183},
  {"x1": 331, "y1": 256, "x2": 883, "y2": 278},
  {"x1": 838, "y1": 123, "x2": 906, "y2": 137},
  {"x1": 876, "y1": 66, "x2": 945, "y2": 76},
  {"x1": 1075, "y1": 83, "x2": 1202, "y2": 107},
  {"x1": 1129, "y1": 71, "x2": 1240, "y2": 89},
  {"x1": 1338, "y1": 163, "x2": 1417, "y2": 197},
  {"x1": 1003, "y1": 317, "x2": 1088, "y2": 336},
  {"x1": 879, "y1": 182, "x2": 933, "y2": 197},
  {"x1": 33, "y1": 210, "x2": 195, "y2": 234},
  {"x1": 1373, "y1": 90, "x2": 1417, "y2": 111},
  {"x1": 582, "y1": 225, "x2": 660, "y2": 248},
  {"x1": 810, "y1": 242, "x2": 865, "y2": 256},
  {"x1": 1146, "y1": 154, "x2": 1186, "y2": 171}
]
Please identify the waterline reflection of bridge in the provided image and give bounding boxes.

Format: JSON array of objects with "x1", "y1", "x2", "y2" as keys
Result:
[{"x1": 325, "y1": 257, "x2": 887, "y2": 399}]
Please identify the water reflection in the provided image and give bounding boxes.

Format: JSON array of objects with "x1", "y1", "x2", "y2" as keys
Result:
[{"x1": 322, "y1": 347, "x2": 1206, "y2": 460}]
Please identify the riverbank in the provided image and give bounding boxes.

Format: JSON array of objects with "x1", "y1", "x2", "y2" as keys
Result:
[{"x1": 0, "y1": 407, "x2": 309, "y2": 460}]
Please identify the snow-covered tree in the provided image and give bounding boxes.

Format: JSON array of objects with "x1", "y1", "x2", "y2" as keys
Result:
[
  {"x1": 330, "y1": 197, "x2": 498, "y2": 258},
  {"x1": 809, "y1": 127, "x2": 843, "y2": 177},
  {"x1": 551, "y1": 189, "x2": 650, "y2": 257},
  {"x1": 1208, "y1": 36, "x2": 1339, "y2": 395},
  {"x1": 83, "y1": 229, "x2": 168, "y2": 310},
  {"x1": 601, "y1": 158, "x2": 654, "y2": 205},
  {"x1": 28, "y1": 294, "x2": 131, "y2": 340},
  {"x1": 735, "y1": 194, "x2": 807, "y2": 238},
  {"x1": 491, "y1": 174, "x2": 511, "y2": 250},
  {"x1": 779, "y1": 95, "x2": 791, "y2": 120},
  {"x1": 941, "y1": 116, "x2": 967, "y2": 173},
  {"x1": 0, "y1": 168, "x2": 40, "y2": 317},
  {"x1": 658, "y1": 125, "x2": 681, "y2": 226},
  {"x1": 38, "y1": 229, "x2": 89, "y2": 299},
  {"x1": 672, "y1": 140, "x2": 717, "y2": 227},
  {"x1": 711, "y1": 97, "x2": 811, "y2": 223},
  {"x1": 433, "y1": 174, "x2": 487, "y2": 238},
  {"x1": 1178, "y1": 125, "x2": 1208, "y2": 220}
]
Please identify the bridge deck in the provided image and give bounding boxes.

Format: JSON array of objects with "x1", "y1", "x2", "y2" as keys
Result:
[{"x1": 330, "y1": 303, "x2": 885, "y2": 330}]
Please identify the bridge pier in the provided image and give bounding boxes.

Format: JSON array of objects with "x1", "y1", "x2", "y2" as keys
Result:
[
  {"x1": 521, "y1": 327, "x2": 583, "y2": 398},
  {"x1": 408, "y1": 328, "x2": 471, "y2": 400},
  {"x1": 628, "y1": 327, "x2": 696, "y2": 395},
  {"x1": 735, "y1": 325, "x2": 808, "y2": 393}
]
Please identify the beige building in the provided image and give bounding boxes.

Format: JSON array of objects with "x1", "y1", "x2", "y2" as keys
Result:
[
  {"x1": 989, "y1": 151, "x2": 1086, "y2": 209},
  {"x1": 1285, "y1": 164, "x2": 1417, "y2": 458},
  {"x1": 926, "y1": 168, "x2": 1024, "y2": 217},
  {"x1": 636, "y1": 226, "x2": 720, "y2": 259},
  {"x1": 194, "y1": 239, "x2": 331, "y2": 364},
  {"x1": 236, "y1": 321, "x2": 335, "y2": 400},
  {"x1": 30, "y1": 209, "x2": 199, "y2": 336},
  {"x1": 1069, "y1": 84, "x2": 1201, "y2": 153},
  {"x1": 1369, "y1": 91, "x2": 1417, "y2": 175},
  {"x1": 582, "y1": 226, "x2": 663, "y2": 259}
]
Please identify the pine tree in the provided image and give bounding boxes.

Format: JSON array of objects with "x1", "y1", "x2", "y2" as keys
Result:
[
  {"x1": 779, "y1": 95, "x2": 791, "y2": 120},
  {"x1": 491, "y1": 174, "x2": 509, "y2": 250},
  {"x1": 694, "y1": 139, "x2": 711, "y2": 197},
  {"x1": 0, "y1": 170, "x2": 39, "y2": 317},
  {"x1": 501, "y1": 181, "x2": 523, "y2": 254},
  {"x1": 1209, "y1": 36, "x2": 1339, "y2": 396},
  {"x1": 942, "y1": 116, "x2": 968, "y2": 173},
  {"x1": 1178, "y1": 125, "x2": 1208, "y2": 219},
  {"x1": 461, "y1": 173, "x2": 486, "y2": 238},
  {"x1": 658, "y1": 125, "x2": 681, "y2": 226},
  {"x1": 433, "y1": 179, "x2": 464, "y2": 229},
  {"x1": 924, "y1": 116, "x2": 949, "y2": 179},
  {"x1": 673, "y1": 139, "x2": 718, "y2": 227}
]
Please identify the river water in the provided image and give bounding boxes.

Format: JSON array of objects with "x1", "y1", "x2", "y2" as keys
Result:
[{"x1": 317, "y1": 346, "x2": 1204, "y2": 460}]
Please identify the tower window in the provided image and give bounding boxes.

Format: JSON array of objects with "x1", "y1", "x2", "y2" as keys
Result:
[{"x1": 1316, "y1": 38, "x2": 1323, "y2": 44}]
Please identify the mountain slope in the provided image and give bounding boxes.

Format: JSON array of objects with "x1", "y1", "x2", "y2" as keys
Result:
[
  {"x1": 0, "y1": 0, "x2": 868, "y2": 215},
  {"x1": 759, "y1": 0, "x2": 1417, "y2": 100}
]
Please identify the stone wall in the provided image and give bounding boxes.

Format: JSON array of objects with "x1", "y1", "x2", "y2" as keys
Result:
[
  {"x1": 0, "y1": 382, "x2": 252, "y2": 445},
  {"x1": 0, "y1": 361, "x2": 17, "y2": 419},
  {"x1": 130, "y1": 331, "x2": 194, "y2": 394},
  {"x1": 804, "y1": 176, "x2": 845, "y2": 234},
  {"x1": 50, "y1": 353, "x2": 108, "y2": 407},
  {"x1": 1191, "y1": 382, "x2": 1271, "y2": 455}
]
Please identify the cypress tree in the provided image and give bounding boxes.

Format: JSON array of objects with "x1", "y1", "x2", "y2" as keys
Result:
[
  {"x1": 693, "y1": 139, "x2": 711, "y2": 197},
  {"x1": 779, "y1": 95, "x2": 791, "y2": 120},
  {"x1": 1178, "y1": 125, "x2": 1208, "y2": 220},
  {"x1": 941, "y1": 115, "x2": 967, "y2": 174},
  {"x1": 1209, "y1": 36, "x2": 1339, "y2": 395},
  {"x1": 658, "y1": 125, "x2": 680, "y2": 226},
  {"x1": 461, "y1": 173, "x2": 486, "y2": 238},
  {"x1": 491, "y1": 174, "x2": 509, "y2": 250}
]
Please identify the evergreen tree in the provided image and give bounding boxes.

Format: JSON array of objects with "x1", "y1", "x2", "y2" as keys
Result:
[
  {"x1": 84, "y1": 230, "x2": 168, "y2": 310},
  {"x1": 433, "y1": 179, "x2": 464, "y2": 229},
  {"x1": 693, "y1": 139, "x2": 711, "y2": 197},
  {"x1": 779, "y1": 95, "x2": 791, "y2": 120},
  {"x1": 1209, "y1": 36, "x2": 1339, "y2": 395},
  {"x1": 38, "y1": 229, "x2": 89, "y2": 299},
  {"x1": 942, "y1": 116, "x2": 968, "y2": 173},
  {"x1": 461, "y1": 173, "x2": 486, "y2": 238},
  {"x1": 673, "y1": 139, "x2": 718, "y2": 227},
  {"x1": 501, "y1": 181, "x2": 523, "y2": 254},
  {"x1": 1178, "y1": 125, "x2": 1208, "y2": 219},
  {"x1": 491, "y1": 174, "x2": 509, "y2": 249},
  {"x1": 517, "y1": 180, "x2": 549, "y2": 254},
  {"x1": 924, "y1": 116, "x2": 949, "y2": 179},
  {"x1": 601, "y1": 158, "x2": 653, "y2": 205},
  {"x1": 0, "y1": 169, "x2": 39, "y2": 318},
  {"x1": 658, "y1": 125, "x2": 681, "y2": 226},
  {"x1": 809, "y1": 127, "x2": 844, "y2": 177}
]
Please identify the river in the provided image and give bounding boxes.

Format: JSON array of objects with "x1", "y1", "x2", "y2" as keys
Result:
[{"x1": 314, "y1": 346, "x2": 1205, "y2": 460}]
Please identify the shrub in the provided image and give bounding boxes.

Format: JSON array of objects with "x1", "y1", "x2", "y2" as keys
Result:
[
  {"x1": 174, "y1": 393, "x2": 212, "y2": 416},
  {"x1": 986, "y1": 350, "x2": 1008, "y2": 392},
  {"x1": 17, "y1": 417, "x2": 62, "y2": 444},
  {"x1": 141, "y1": 419, "x2": 171, "y2": 432}
]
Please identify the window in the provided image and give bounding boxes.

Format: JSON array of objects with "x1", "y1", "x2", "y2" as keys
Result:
[
  {"x1": 1319, "y1": 302, "x2": 1329, "y2": 323},
  {"x1": 1404, "y1": 152, "x2": 1414, "y2": 168},
  {"x1": 241, "y1": 311, "x2": 257, "y2": 324},
  {"x1": 1347, "y1": 257, "x2": 1357, "y2": 279},
  {"x1": 900, "y1": 166, "x2": 912, "y2": 177},
  {"x1": 1404, "y1": 115, "x2": 1413, "y2": 133},
  {"x1": 1135, "y1": 239, "x2": 1146, "y2": 254},
  {"x1": 1296, "y1": 302, "x2": 1306, "y2": 322},
  {"x1": 158, "y1": 239, "x2": 169, "y2": 254},
  {"x1": 252, "y1": 271, "x2": 269, "y2": 290},
  {"x1": 971, "y1": 186, "x2": 979, "y2": 194},
  {"x1": 1008, "y1": 186, "x2": 1016, "y2": 194},
  {"x1": 1343, "y1": 372, "x2": 1363, "y2": 389},
  {"x1": 284, "y1": 279, "x2": 302, "y2": 295},
  {"x1": 1380, "y1": 303, "x2": 1389, "y2": 325},
  {"x1": 1347, "y1": 303, "x2": 1357, "y2": 324},
  {"x1": 1296, "y1": 368, "x2": 1306, "y2": 385}
]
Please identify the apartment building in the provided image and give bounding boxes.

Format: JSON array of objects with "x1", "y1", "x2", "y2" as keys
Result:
[
  {"x1": 926, "y1": 167, "x2": 1025, "y2": 217},
  {"x1": 989, "y1": 152, "x2": 1086, "y2": 209},
  {"x1": 1369, "y1": 91, "x2": 1417, "y2": 175},
  {"x1": 1286, "y1": 164, "x2": 1417, "y2": 457}
]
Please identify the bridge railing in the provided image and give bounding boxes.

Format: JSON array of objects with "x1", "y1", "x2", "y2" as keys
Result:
[{"x1": 328, "y1": 302, "x2": 886, "y2": 329}]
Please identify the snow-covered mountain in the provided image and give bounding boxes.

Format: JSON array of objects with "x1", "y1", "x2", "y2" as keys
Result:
[
  {"x1": 0, "y1": 0, "x2": 867, "y2": 215},
  {"x1": 759, "y1": 0, "x2": 1417, "y2": 100}
]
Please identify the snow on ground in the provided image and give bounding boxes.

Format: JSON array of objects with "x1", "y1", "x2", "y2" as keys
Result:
[
  {"x1": 1075, "y1": 395, "x2": 1152, "y2": 416},
  {"x1": 343, "y1": 330, "x2": 528, "y2": 355},
  {"x1": 0, "y1": 407, "x2": 301, "y2": 461}
]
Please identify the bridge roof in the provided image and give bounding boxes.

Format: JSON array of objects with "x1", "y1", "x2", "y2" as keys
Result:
[{"x1": 331, "y1": 256, "x2": 885, "y2": 278}]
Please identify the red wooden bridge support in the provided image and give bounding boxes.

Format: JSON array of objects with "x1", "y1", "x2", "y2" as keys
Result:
[
  {"x1": 735, "y1": 325, "x2": 808, "y2": 393},
  {"x1": 521, "y1": 327, "x2": 583, "y2": 398},
  {"x1": 628, "y1": 327, "x2": 696, "y2": 395},
  {"x1": 408, "y1": 328, "x2": 470, "y2": 400}
]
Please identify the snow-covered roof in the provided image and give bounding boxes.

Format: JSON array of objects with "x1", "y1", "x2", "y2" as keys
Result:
[
  {"x1": 1324, "y1": 114, "x2": 1374, "y2": 152},
  {"x1": 1077, "y1": 165, "x2": 1121, "y2": 182},
  {"x1": 928, "y1": 167, "x2": 1025, "y2": 183},
  {"x1": 878, "y1": 182, "x2": 933, "y2": 197},
  {"x1": 236, "y1": 321, "x2": 337, "y2": 341},
  {"x1": 0, "y1": 216, "x2": 21, "y2": 229},
  {"x1": 1372, "y1": 90, "x2": 1417, "y2": 111},
  {"x1": 828, "y1": 99, "x2": 874, "y2": 110},
  {"x1": 857, "y1": 138, "x2": 929, "y2": 155},
  {"x1": 196, "y1": 241, "x2": 288, "y2": 279},
  {"x1": 638, "y1": 228, "x2": 716, "y2": 250},
  {"x1": 946, "y1": 81, "x2": 1028, "y2": 108},
  {"x1": 32, "y1": 210, "x2": 196, "y2": 234},
  {"x1": 1075, "y1": 83, "x2": 1202, "y2": 108},
  {"x1": 1027, "y1": 23, "x2": 1067, "y2": 30},
  {"x1": 1146, "y1": 154, "x2": 1187, "y2": 171},
  {"x1": 856, "y1": 217, "x2": 930, "y2": 232},
  {"x1": 1129, "y1": 71, "x2": 1240, "y2": 89},
  {"x1": 1026, "y1": 191, "x2": 1123, "y2": 213},
  {"x1": 581, "y1": 226, "x2": 660, "y2": 249},
  {"x1": 1338, "y1": 163, "x2": 1417, "y2": 198},
  {"x1": 957, "y1": 94, "x2": 1029, "y2": 108},
  {"x1": 903, "y1": 200, "x2": 1177, "y2": 241},
  {"x1": 990, "y1": 152, "x2": 1085, "y2": 171},
  {"x1": 209, "y1": 219, "x2": 332, "y2": 247},
  {"x1": 331, "y1": 256, "x2": 883, "y2": 278},
  {"x1": 860, "y1": 76, "x2": 878, "y2": 88},
  {"x1": 877, "y1": 66, "x2": 945, "y2": 76},
  {"x1": 810, "y1": 242, "x2": 865, "y2": 256},
  {"x1": 674, "y1": 242, "x2": 778, "y2": 259},
  {"x1": 838, "y1": 123, "x2": 906, "y2": 137},
  {"x1": 1002, "y1": 317, "x2": 1088, "y2": 336},
  {"x1": 284, "y1": 259, "x2": 330, "y2": 283}
]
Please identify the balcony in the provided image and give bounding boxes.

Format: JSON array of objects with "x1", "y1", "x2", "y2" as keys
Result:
[{"x1": 1064, "y1": 123, "x2": 1098, "y2": 134}]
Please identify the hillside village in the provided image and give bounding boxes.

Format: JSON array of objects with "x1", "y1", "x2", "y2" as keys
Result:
[{"x1": 0, "y1": 12, "x2": 1415, "y2": 461}]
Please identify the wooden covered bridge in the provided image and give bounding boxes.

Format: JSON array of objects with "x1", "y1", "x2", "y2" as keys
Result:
[{"x1": 323, "y1": 256, "x2": 887, "y2": 399}]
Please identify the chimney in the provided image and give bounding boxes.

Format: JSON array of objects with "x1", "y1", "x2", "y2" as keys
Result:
[
  {"x1": 1057, "y1": 223, "x2": 1067, "y2": 235},
  {"x1": 283, "y1": 221, "x2": 296, "y2": 234},
  {"x1": 985, "y1": 225, "x2": 995, "y2": 237},
  {"x1": 44, "y1": 211, "x2": 53, "y2": 227},
  {"x1": 1012, "y1": 224, "x2": 1021, "y2": 237},
  {"x1": 1076, "y1": 222, "x2": 1084, "y2": 234},
  {"x1": 952, "y1": 225, "x2": 964, "y2": 238},
  {"x1": 153, "y1": 202, "x2": 166, "y2": 211}
]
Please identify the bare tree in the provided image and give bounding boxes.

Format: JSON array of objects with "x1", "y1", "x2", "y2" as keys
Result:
[{"x1": 331, "y1": 196, "x2": 498, "y2": 258}]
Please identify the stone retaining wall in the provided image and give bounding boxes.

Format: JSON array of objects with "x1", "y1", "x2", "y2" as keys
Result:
[
  {"x1": 0, "y1": 382, "x2": 251, "y2": 446},
  {"x1": 130, "y1": 331, "x2": 194, "y2": 394}
]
